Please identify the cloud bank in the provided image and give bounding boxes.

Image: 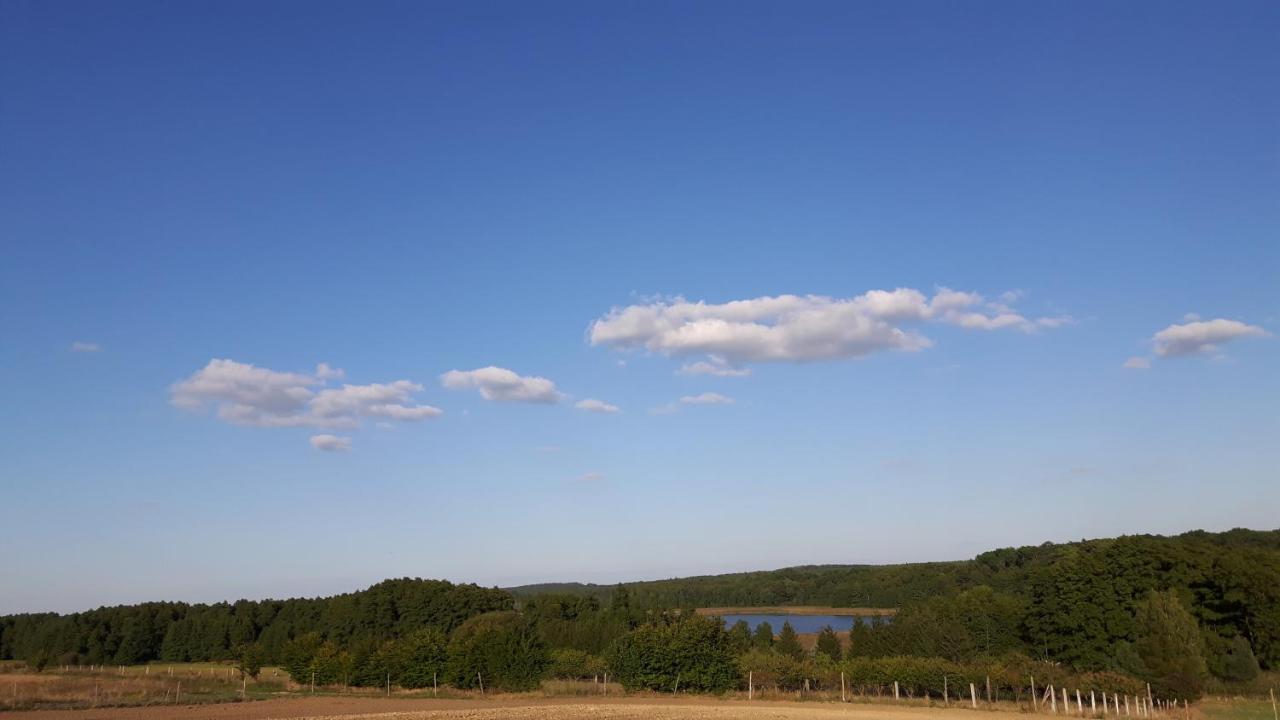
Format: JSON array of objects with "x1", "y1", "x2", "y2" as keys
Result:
[
  {"x1": 440, "y1": 366, "x2": 563, "y2": 403},
  {"x1": 589, "y1": 288, "x2": 1068, "y2": 369}
]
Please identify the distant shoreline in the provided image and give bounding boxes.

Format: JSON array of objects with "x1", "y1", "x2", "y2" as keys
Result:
[{"x1": 694, "y1": 605, "x2": 897, "y2": 617}]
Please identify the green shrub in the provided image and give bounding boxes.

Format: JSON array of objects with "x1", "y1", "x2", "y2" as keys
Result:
[
  {"x1": 606, "y1": 616, "x2": 738, "y2": 693},
  {"x1": 547, "y1": 648, "x2": 607, "y2": 679},
  {"x1": 446, "y1": 611, "x2": 548, "y2": 692}
]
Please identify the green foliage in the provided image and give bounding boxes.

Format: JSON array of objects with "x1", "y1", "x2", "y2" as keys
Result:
[
  {"x1": 392, "y1": 628, "x2": 449, "y2": 689},
  {"x1": 547, "y1": 648, "x2": 607, "y2": 679},
  {"x1": 605, "y1": 616, "x2": 738, "y2": 693},
  {"x1": 739, "y1": 648, "x2": 816, "y2": 691},
  {"x1": 445, "y1": 612, "x2": 548, "y2": 692},
  {"x1": 281, "y1": 633, "x2": 348, "y2": 686},
  {"x1": 28, "y1": 648, "x2": 51, "y2": 672},
  {"x1": 776, "y1": 621, "x2": 804, "y2": 660},
  {"x1": 816, "y1": 625, "x2": 842, "y2": 662},
  {"x1": 1219, "y1": 636, "x2": 1260, "y2": 683},
  {"x1": 752, "y1": 621, "x2": 774, "y2": 650},
  {"x1": 235, "y1": 642, "x2": 264, "y2": 679},
  {"x1": 1133, "y1": 590, "x2": 1209, "y2": 700},
  {"x1": 0, "y1": 577, "x2": 510, "y2": 667},
  {"x1": 725, "y1": 620, "x2": 752, "y2": 655}
]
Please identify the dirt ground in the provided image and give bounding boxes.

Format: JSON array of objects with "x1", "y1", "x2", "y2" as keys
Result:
[{"x1": 0, "y1": 696, "x2": 1019, "y2": 720}]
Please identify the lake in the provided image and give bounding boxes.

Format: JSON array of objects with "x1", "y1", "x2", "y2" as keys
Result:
[{"x1": 718, "y1": 613, "x2": 887, "y2": 634}]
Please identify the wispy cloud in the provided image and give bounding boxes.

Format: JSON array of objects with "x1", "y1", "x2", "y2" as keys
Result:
[
  {"x1": 70, "y1": 341, "x2": 101, "y2": 353},
  {"x1": 440, "y1": 366, "x2": 563, "y2": 403},
  {"x1": 310, "y1": 434, "x2": 352, "y2": 452},
  {"x1": 651, "y1": 392, "x2": 735, "y2": 415},
  {"x1": 575, "y1": 398, "x2": 621, "y2": 414},
  {"x1": 679, "y1": 355, "x2": 750, "y2": 377},
  {"x1": 1122, "y1": 357, "x2": 1151, "y2": 370}
]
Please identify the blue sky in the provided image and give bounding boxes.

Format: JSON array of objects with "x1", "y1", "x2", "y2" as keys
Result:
[{"x1": 2, "y1": 0, "x2": 1277, "y2": 614}]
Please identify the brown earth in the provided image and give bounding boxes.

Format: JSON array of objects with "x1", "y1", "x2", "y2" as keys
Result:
[{"x1": 0, "y1": 697, "x2": 1019, "y2": 720}]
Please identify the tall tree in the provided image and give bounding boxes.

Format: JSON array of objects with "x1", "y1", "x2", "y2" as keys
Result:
[
  {"x1": 776, "y1": 621, "x2": 804, "y2": 660},
  {"x1": 815, "y1": 625, "x2": 842, "y2": 662},
  {"x1": 752, "y1": 621, "x2": 774, "y2": 650},
  {"x1": 1134, "y1": 590, "x2": 1209, "y2": 700}
]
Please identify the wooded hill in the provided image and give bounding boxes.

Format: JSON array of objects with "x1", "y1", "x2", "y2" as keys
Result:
[{"x1": 3, "y1": 527, "x2": 1277, "y2": 691}]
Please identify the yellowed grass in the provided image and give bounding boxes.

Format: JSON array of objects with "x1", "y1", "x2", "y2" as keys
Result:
[{"x1": 695, "y1": 606, "x2": 897, "y2": 617}]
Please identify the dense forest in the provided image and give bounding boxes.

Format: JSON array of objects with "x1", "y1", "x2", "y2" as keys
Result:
[{"x1": 3, "y1": 528, "x2": 1277, "y2": 700}]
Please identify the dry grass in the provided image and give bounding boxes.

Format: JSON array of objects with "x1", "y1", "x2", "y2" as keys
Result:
[
  {"x1": 695, "y1": 607, "x2": 897, "y2": 617},
  {"x1": 0, "y1": 664, "x2": 290, "y2": 711}
]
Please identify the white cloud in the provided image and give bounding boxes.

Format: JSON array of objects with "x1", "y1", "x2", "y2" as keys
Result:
[
  {"x1": 679, "y1": 355, "x2": 751, "y2": 377},
  {"x1": 1151, "y1": 318, "x2": 1269, "y2": 357},
  {"x1": 576, "y1": 472, "x2": 605, "y2": 482},
  {"x1": 440, "y1": 366, "x2": 563, "y2": 403},
  {"x1": 651, "y1": 392, "x2": 735, "y2": 415},
  {"x1": 681, "y1": 392, "x2": 734, "y2": 405},
  {"x1": 310, "y1": 434, "x2": 351, "y2": 452},
  {"x1": 171, "y1": 359, "x2": 442, "y2": 439},
  {"x1": 70, "y1": 341, "x2": 101, "y2": 353},
  {"x1": 575, "y1": 398, "x2": 621, "y2": 414},
  {"x1": 1123, "y1": 357, "x2": 1151, "y2": 370},
  {"x1": 311, "y1": 381, "x2": 442, "y2": 421},
  {"x1": 589, "y1": 288, "x2": 1068, "y2": 368}
]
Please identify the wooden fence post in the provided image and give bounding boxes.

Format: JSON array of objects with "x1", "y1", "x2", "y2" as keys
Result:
[
  {"x1": 749, "y1": 671, "x2": 753, "y2": 700},
  {"x1": 895, "y1": 681, "x2": 900, "y2": 700},
  {"x1": 971, "y1": 682, "x2": 978, "y2": 708},
  {"x1": 477, "y1": 672, "x2": 484, "y2": 695},
  {"x1": 841, "y1": 671, "x2": 846, "y2": 703}
]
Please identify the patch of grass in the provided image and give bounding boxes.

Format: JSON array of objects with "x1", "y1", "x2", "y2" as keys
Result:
[{"x1": 1201, "y1": 698, "x2": 1278, "y2": 720}]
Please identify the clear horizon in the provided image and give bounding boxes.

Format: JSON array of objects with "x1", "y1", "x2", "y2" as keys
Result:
[{"x1": 3, "y1": 1, "x2": 1277, "y2": 615}]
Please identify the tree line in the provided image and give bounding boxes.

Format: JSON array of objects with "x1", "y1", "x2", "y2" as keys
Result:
[{"x1": 2, "y1": 528, "x2": 1276, "y2": 701}]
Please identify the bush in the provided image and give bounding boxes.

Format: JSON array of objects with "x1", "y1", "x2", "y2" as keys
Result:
[
  {"x1": 446, "y1": 612, "x2": 548, "y2": 692},
  {"x1": 1220, "y1": 636, "x2": 1260, "y2": 683},
  {"x1": 393, "y1": 628, "x2": 449, "y2": 689},
  {"x1": 548, "y1": 648, "x2": 607, "y2": 679},
  {"x1": 606, "y1": 616, "x2": 738, "y2": 693}
]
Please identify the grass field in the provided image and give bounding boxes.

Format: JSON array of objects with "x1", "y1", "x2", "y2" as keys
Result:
[{"x1": 1200, "y1": 697, "x2": 1279, "y2": 720}]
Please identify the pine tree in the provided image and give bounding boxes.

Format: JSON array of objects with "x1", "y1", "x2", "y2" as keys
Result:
[
  {"x1": 776, "y1": 621, "x2": 804, "y2": 660},
  {"x1": 726, "y1": 620, "x2": 752, "y2": 655},
  {"x1": 815, "y1": 625, "x2": 842, "y2": 662},
  {"x1": 753, "y1": 621, "x2": 774, "y2": 650}
]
